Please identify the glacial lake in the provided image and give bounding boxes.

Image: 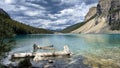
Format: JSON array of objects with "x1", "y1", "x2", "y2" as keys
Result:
[{"x1": 3, "y1": 34, "x2": 120, "y2": 67}]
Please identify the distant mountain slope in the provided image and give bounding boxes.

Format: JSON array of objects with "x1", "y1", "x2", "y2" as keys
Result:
[
  {"x1": 0, "y1": 8, "x2": 52, "y2": 37},
  {"x1": 61, "y1": 13, "x2": 97, "y2": 33},
  {"x1": 62, "y1": 0, "x2": 120, "y2": 34},
  {"x1": 61, "y1": 22, "x2": 84, "y2": 33}
]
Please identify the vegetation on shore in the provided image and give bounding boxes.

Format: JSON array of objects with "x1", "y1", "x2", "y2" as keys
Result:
[
  {"x1": 0, "y1": 11, "x2": 53, "y2": 35},
  {"x1": 0, "y1": 8, "x2": 53, "y2": 67},
  {"x1": 0, "y1": 27, "x2": 15, "y2": 68}
]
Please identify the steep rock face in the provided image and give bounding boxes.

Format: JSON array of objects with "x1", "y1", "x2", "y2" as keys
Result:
[
  {"x1": 85, "y1": 7, "x2": 97, "y2": 21},
  {"x1": 97, "y1": 0, "x2": 112, "y2": 17},
  {"x1": 97, "y1": 0, "x2": 120, "y2": 30},
  {"x1": 109, "y1": 0, "x2": 120, "y2": 30},
  {"x1": 72, "y1": 0, "x2": 120, "y2": 34}
]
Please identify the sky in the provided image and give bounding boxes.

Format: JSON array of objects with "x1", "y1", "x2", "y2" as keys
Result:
[{"x1": 0, "y1": 0, "x2": 98, "y2": 30}]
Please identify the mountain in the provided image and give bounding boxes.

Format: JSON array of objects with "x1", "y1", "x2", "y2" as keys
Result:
[
  {"x1": 0, "y1": 8, "x2": 52, "y2": 37},
  {"x1": 0, "y1": 8, "x2": 10, "y2": 18},
  {"x1": 62, "y1": 0, "x2": 120, "y2": 34},
  {"x1": 61, "y1": 22, "x2": 85, "y2": 33},
  {"x1": 61, "y1": 7, "x2": 96, "y2": 33}
]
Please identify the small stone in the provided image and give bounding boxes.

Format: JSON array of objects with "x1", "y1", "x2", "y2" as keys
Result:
[
  {"x1": 48, "y1": 60, "x2": 54, "y2": 63},
  {"x1": 92, "y1": 63, "x2": 99, "y2": 68},
  {"x1": 44, "y1": 64, "x2": 50, "y2": 68}
]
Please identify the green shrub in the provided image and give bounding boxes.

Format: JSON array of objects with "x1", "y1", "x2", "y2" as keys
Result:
[{"x1": 18, "y1": 57, "x2": 32, "y2": 68}]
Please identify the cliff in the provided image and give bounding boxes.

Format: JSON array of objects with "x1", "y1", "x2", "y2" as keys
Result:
[
  {"x1": 85, "y1": 7, "x2": 97, "y2": 21},
  {"x1": 64, "y1": 0, "x2": 120, "y2": 34},
  {"x1": 108, "y1": 0, "x2": 120, "y2": 30}
]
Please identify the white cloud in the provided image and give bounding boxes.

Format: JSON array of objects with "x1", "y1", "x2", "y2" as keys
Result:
[
  {"x1": 19, "y1": 6, "x2": 28, "y2": 10},
  {"x1": 25, "y1": 2, "x2": 45, "y2": 10},
  {"x1": 61, "y1": 0, "x2": 81, "y2": 5},
  {"x1": 4, "y1": 0, "x2": 13, "y2": 4},
  {"x1": 48, "y1": 14, "x2": 57, "y2": 19},
  {"x1": 0, "y1": 0, "x2": 98, "y2": 30},
  {"x1": 24, "y1": 11, "x2": 39, "y2": 16}
]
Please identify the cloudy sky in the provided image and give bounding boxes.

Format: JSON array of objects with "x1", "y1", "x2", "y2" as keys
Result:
[{"x1": 0, "y1": 0, "x2": 98, "y2": 30}]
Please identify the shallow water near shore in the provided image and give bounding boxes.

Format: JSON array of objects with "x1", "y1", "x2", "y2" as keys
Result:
[{"x1": 2, "y1": 34, "x2": 120, "y2": 68}]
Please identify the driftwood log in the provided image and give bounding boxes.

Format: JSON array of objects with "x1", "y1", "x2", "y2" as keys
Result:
[
  {"x1": 33, "y1": 44, "x2": 55, "y2": 52},
  {"x1": 12, "y1": 46, "x2": 72, "y2": 61}
]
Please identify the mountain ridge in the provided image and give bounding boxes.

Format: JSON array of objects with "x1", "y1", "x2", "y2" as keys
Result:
[
  {"x1": 0, "y1": 8, "x2": 53, "y2": 37},
  {"x1": 62, "y1": 0, "x2": 120, "y2": 34}
]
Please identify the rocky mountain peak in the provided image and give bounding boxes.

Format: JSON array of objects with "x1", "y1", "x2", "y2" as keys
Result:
[
  {"x1": 71, "y1": 0, "x2": 120, "y2": 34},
  {"x1": 85, "y1": 7, "x2": 97, "y2": 21},
  {"x1": 94, "y1": 0, "x2": 120, "y2": 30},
  {"x1": 108, "y1": 0, "x2": 120, "y2": 30},
  {"x1": 97, "y1": 0, "x2": 112, "y2": 16}
]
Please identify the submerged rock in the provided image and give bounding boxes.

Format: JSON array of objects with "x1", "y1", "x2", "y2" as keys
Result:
[{"x1": 83, "y1": 55, "x2": 120, "y2": 68}]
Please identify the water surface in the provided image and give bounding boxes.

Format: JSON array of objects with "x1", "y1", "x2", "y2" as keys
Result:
[{"x1": 3, "y1": 34, "x2": 120, "y2": 67}]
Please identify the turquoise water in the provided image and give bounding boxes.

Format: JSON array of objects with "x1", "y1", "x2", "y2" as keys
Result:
[
  {"x1": 3, "y1": 34, "x2": 120, "y2": 67},
  {"x1": 10, "y1": 34, "x2": 120, "y2": 54}
]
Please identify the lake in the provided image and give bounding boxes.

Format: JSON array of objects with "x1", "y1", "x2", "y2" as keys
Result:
[{"x1": 2, "y1": 34, "x2": 120, "y2": 68}]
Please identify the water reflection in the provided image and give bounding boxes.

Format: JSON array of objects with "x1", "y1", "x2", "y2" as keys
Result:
[{"x1": 82, "y1": 34, "x2": 120, "y2": 46}]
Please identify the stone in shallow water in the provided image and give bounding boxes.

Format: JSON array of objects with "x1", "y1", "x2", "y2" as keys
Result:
[
  {"x1": 44, "y1": 63, "x2": 55, "y2": 68},
  {"x1": 83, "y1": 55, "x2": 120, "y2": 68},
  {"x1": 66, "y1": 56, "x2": 92, "y2": 68},
  {"x1": 48, "y1": 60, "x2": 54, "y2": 63},
  {"x1": 41, "y1": 56, "x2": 92, "y2": 68}
]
